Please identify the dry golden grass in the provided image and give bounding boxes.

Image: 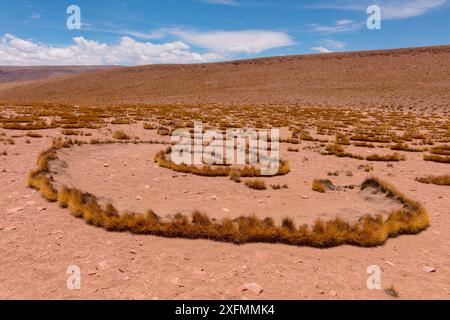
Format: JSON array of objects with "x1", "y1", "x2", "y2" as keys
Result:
[
  {"x1": 416, "y1": 175, "x2": 450, "y2": 186},
  {"x1": 29, "y1": 146, "x2": 430, "y2": 248},
  {"x1": 366, "y1": 152, "x2": 406, "y2": 162},
  {"x1": 112, "y1": 130, "x2": 131, "y2": 140},
  {"x1": 229, "y1": 170, "x2": 242, "y2": 183},
  {"x1": 245, "y1": 179, "x2": 267, "y2": 190},
  {"x1": 384, "y1": 285, "x2": 400, "y2": 298},
  {"x1": 390, "y1": 143, "x2": 422, "y2": 152},
  {"x1": 312, "y1": 180, "x2": 326, "y2": 193},
  {"x1": 430, "y1": 145, "x2": 450, "y2": 156},
  {"x1": 154, "y1": 147, "x2": 290, "y2": 178},
  {"x1": 26, "y1": 131, "x2": 43, "y2": 138},
  {"x1": 424, "y1": 154, "x2": 450, "y2": 163}
]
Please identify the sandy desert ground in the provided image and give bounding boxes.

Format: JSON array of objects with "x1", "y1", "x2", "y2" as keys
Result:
[{"x1": 0, "y1": 46, "x2": 449, "y2": 300}]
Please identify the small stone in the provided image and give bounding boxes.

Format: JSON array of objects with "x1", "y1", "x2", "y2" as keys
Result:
[
  {"x1": 37, "y1": 206, "x2": 47, "y2": 212},
  {"x1": 243, "y1": 283, "x2": 263, "y2": 295},
  {"x1": 301, "y1": 196, "x2": 309, "y2": 200},
  {"x1": 423, "y1": 266, "x2": 436, "y2": 273},
  {"x1": 222, "y1": 208, "x2": 230, "y2": 213},
  {"x1": 7, "y1": 207, "x2": 23, "y2": 214},
  {"x1": 104, "y1": 163, "x2": 109, "y2": 167},
  {"x1": 211, "y1": 195, "x2": 217, "y2": 200},
  {"x1": 130, "y1": 249, "x2": 137, "y2": 255},
  {"x1": 136, "y1": 196, "x2": 143, "y2": 200},
  {"x1": 96, "y1": 261, "x2": 108, "y2": 270},
  {"x1": 330, "y1": 290, "x2": 337, "y2": 297},
  {"x1": 182, "y1": 190, "x2": 188, "y2": 194},
  {"x1": 385, "y1": 261, "x2": 395, "y2": 267}
]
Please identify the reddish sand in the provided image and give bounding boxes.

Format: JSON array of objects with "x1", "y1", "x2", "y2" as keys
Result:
[{"x1": 0, "y1": 125, "x2": 449, "y2": 300}]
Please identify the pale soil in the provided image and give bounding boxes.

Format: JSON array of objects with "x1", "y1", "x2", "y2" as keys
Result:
[
  {"x1": 1, "y1": 125, "x2": 449, "y2": 300},
  {"x1": 54, "y1": 143, "x2": 401, "y2": 225}
]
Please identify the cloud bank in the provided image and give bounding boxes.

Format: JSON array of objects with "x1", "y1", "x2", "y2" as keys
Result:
[
  {"x1": 0, "y1": 28, "x2": 294, "y2": 66},
  {"x1": 0, "y1": 34, "x2": 223, "y2": 66}
]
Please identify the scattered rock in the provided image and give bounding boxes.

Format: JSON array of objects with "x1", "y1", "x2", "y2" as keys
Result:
[
  {"x1": 96, "y1": 261, "x2": 108, "y2": 270},
  {"x1": 37, "y1": 206, "x2": 47, "y2": 212},
  {"x1": 170, "y1": 277, "x2": 185, "y2": 287},
  {"x1": 330, "y1": 290, "x2": 337, "y2": 297},
  {"x1": 7, "y1": 207, "x2": 23, "y2": 214},
  {"x1": 130, "y1": 249, "x2": 137, "y2": 255},
  {"x1": 242, "y1": 283, "x2": 263, "y2": 295},
  {"x1": 423, "y1": 266, "x2": 437, "y2": 273}
]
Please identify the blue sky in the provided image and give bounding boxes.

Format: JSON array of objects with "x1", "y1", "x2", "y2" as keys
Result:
[{"x1": 0, "y1": 0, "x2": 449, "y2": 65}]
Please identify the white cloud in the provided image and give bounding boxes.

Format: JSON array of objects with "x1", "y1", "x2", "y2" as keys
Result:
[
  {"x1": 309, "y1": 19, "x2": 362, "y2": 33},
  {"x1": 129, "y1": 28, "x2": 295, "y2": 55},
  {"x1": 379, "y1": 0, "x2": 447, "y2": 19},
  {"x1": 310, "y1": 46, "x2": 334, "y2": 53},
  {"x1": 30, "y1": 13, "x2": 41, "y2": 20},
  {"x1": 320, "y1": 39, "x2": 346, "y2": 49},
  {"x1": 304, "y1": 0, "x2": 447, "y2": 20},
  {"x1": 0, "y1": 33, "x2": 223, "y2": 66},
  {"x1": 201, "y1": 0, "x2": 240, "y2": 5}
]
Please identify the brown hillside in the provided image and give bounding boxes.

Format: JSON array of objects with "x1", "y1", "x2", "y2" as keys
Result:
[
  {"x1": 0, "y1": 66, "x2": 118, "y2": 84},
  {"x1": 0, "y1": 45, "x2": 449, "y2": 107}
]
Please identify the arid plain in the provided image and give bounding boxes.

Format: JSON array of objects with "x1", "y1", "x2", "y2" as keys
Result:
[{"x1": 0, "y1": 46, "x2": 449, "y2": 299}]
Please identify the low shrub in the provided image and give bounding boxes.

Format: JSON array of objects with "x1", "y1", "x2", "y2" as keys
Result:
[{"x1": 245, "y1": 179, "x2": 267, "y2": 190}]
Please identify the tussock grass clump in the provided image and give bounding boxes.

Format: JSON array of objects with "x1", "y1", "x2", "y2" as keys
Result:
[
  {"x1": 424, "y1": 154, "x2": 450, "y2": 163},
  {"x1": 322, "y1": 144, "x2": 364, "y2": 160},
  {"x1": 271, "y1": 184, "x2": 288, "y2": 190},
  {"x1": 312, "y1": 180, "x2": 326, "y2": 193},
  {"x1": 27, "y1": 140, "x2": 430, "y2": 248},
  {"x1": 416, "y1": 175, "x2": 450, "y2": 186},
  {"x1": 154, "y1": 147, "x2": 290, "y2": 178},
  {"x1": 430, "y1": 145, "x2": 450, "y2": 156},
  {"x1": 26, "y1": 131, "x2": 43, "y2": 138},
  {"x1": 112, "y1": 130, "x2": 131, "y2": 140},
  {"x1": 390, "y1": 143, "x2": 422, "y2": 152},
  {"x1": 384, "y1": 285, "x2": 400, "y2": 298},
  {"x1": 229, "y1": 170, "x2": 242, "y2": 183},
  {"x1": 366, "y1": 152, "x2": 405, "y2": 162},
  {"x1": 245, "y1": 179, "x2": 267, "y2": 190}
]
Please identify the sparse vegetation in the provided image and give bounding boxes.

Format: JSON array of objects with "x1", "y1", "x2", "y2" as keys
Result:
[
  {"x1": 416, "y1": 175, "x2": 450, "y2": 186},
  {"x1": 26, "y1": 139, "x2": 430, "y2": 248},
  {"x1": 245, "y1": 179, "x2": 267, "y2": 190},
  {"x1": 312, "y1": 180, "x2": 326, "y2": 193},
  {"x1": 366, "y1": 152, "x2": 406, "y2": 162},
  {"x1": 113, "y1": 130, "x2": 131, "y2": 140},
  {"x1": 384, "y1": 285, "x2": 400, "y2": 298}
]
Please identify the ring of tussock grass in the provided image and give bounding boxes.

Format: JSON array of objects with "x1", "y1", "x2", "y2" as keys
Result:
[
  {"x1": 27, "y1": 138, "x2": 430, "y2": 248},
  {"x1": 154, "y1": 147, "x2": 291, "y2": 177}
]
